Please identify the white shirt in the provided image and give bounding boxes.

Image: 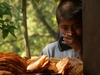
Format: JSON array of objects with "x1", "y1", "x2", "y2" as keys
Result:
[{"x1": 41, "y1": 41, "x2": 78, "y2": 59}]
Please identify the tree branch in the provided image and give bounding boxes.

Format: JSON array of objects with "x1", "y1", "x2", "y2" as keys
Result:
[
  {"x1": 0, "y1": 33, "x2": 50, "y2": 46},
  {"x1": 31, "y1": 0, "x2": 58, "y2": 40}
]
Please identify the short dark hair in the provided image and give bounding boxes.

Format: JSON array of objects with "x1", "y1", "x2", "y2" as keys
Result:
[{"x1": 56, "y1": 0, "x2": 82, "y2": 24}]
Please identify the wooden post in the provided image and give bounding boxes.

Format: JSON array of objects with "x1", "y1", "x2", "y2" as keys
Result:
[
  {"x1": 83, "y1": 0, "x2": 100, "y2": 75},
  {"x1": 22, "y1": 0, "x2": 31, "y2": 58}
]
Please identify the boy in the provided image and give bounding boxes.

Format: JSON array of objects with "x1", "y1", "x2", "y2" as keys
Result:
[{"x1": 41, "y1": 0, "x2": 82, "y2": 60}]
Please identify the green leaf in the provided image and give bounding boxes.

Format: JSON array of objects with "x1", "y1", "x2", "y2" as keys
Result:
[
  {"x1": 1, "y1": 2, "x2": 11, "y2": 8},
  {"x1": 0, "y1": 2, "x2": 12, "y2": 17},
  {"x1": 1, "y1": 24, "x2": 7, "y2": 30},
  {"x1": 0, "y1": 19, "x2": 4, "y2": 24},
  {"x1": 0, "y1": 13, "x2": 3, "y2": 18},
  {"x1": 0, "y1": 8, "x2": 5, "y2": 18},
  {"x1": 54, "y1": 0, "x2": 59, "y2": 3},
  {"x1": 2, "y1": 29, "x2": 9, "y2": 39},
  {"x1": 0, "y1": 7, "x2": 6, "y2": 13},
  {"x1": 4, "y1": 8, "x2": 12, "y2": 17},
  {"x1": 8, "y1": 26, "x2": 17, "y2": 38},
  {"x1": 5, "y1": 19, "x2": 10, "y2": 22},
  {"x1": 34, "y1": 0, "x2": 40, "y2": 3}
]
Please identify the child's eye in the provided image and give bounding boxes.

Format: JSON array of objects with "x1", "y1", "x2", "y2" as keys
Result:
[
  {"x1": 74, "y1": 24, "x2": 82, "y2": 29},
  {"x1": 61, "y1": 26, "x2": 67, "y2": 30}
]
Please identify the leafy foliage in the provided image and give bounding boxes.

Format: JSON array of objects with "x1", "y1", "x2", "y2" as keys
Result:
[
  {"x1": 0, "y1": 0, "x2": 59, "y2": 57},
  {"x1": 0, "y1": 2, "x2": 17, "y2": 39}
]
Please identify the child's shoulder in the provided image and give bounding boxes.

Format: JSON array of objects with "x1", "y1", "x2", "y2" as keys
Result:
[
  {"x1": 44, "y1": 41, "x2": 58, "y2": 49},
  {"x1": 42, "y1": 41, "x2": 58, "y2": 52},
  {"x1": 47, "y1": 41, "x2": 58, "y2": 47}
]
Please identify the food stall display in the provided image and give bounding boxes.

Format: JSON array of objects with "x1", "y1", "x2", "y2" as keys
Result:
[{"x1": 0, "y1": 52, "x2": 83, "y2": 75}]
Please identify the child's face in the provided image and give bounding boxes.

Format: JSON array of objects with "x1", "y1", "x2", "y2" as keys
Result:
[{"x1": 58, "y1": 19, "x2": 82, "y2": 38}]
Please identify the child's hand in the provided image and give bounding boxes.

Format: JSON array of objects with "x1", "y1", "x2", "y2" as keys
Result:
[{"x1": 62, "y1": 33, "x2": 83, "y2": 60}]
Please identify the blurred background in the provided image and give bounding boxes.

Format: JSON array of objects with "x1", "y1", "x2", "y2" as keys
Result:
[{"x1": 0, "y1": 0, "x2": 59, "y2": 57}]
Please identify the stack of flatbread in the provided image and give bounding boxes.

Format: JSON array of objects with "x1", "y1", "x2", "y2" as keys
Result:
[
  {"x1": 0, "y1": 52, "x2": 27, "y2": 75},
  {"x1": 27, "y1": 55, "x2": 83, "y2": 75},
  {"x1": 0, "y1": 52, "x2": 83, "y2": 75}
]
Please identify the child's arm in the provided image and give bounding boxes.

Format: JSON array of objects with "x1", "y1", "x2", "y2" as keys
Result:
[{"x1": 62, "y1": 33, "x2": 83, "y2": 60}]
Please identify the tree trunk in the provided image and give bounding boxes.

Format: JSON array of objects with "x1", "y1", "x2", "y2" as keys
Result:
[{"x1": 22, "y1": 0, "x2": 31, "y2": 58}]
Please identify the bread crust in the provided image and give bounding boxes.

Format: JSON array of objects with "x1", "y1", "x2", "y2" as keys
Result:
[{"x1": 0, "y1": 52, "x2": 27, "y2": 75}]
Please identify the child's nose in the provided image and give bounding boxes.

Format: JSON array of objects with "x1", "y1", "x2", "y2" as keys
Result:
[{"x1": 66, "y1": 27, "x2": 74, "y2": 35}]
